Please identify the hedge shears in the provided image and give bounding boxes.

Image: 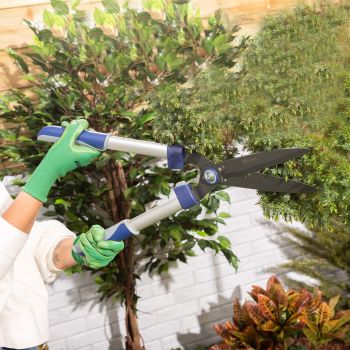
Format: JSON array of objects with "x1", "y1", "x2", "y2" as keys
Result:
[{"x1": 37, "y1": 126, "x2": 316, "y2": 255}]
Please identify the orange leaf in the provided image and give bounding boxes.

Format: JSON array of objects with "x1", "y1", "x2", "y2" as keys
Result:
[
  {"x1": 249, "y1": 285, "x2": 267, "y2": 302},
  {"x1": 332, "y1": 310, "x2": 350, "y2": 332},
  {"x1": 246, "y1": 301, "x2": 266, "y2": 325},
  {"x1": 258, "y1": 319, "x2": 280, "y2": 332},
  {"x1": 317, "y1": 302, "x2": 331, "y2": 325},
  {"x1": 257, "y1": 294, "x2": 278, "y2": 323},
  {"x1": 266, "y1": 275, "x2": 282, "y2": 293}
]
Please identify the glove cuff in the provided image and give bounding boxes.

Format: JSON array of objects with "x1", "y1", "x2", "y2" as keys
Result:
[
  {"x1": 22, "y1": 159, "x2": 60, "y2": 202},
  {"x1": 71, "y1": 237, "x2": 84, "y2": 265}
]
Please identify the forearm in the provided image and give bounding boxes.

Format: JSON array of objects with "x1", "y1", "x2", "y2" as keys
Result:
[
  {"x1": 52, "y1": 237, "x2": 77, "y2": 270},
  {"x1": 2, "y1": 191, "x2": 43, "y2": 234}
]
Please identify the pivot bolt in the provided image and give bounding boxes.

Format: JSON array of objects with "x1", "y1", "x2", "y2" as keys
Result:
[{"x1": 203, "y1": 169, "x2": 218, "y2": 185}]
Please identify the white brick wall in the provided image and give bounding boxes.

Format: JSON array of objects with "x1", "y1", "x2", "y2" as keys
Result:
[{"x1": 46, "y1": 187, "x2": 291, "y2": 350}]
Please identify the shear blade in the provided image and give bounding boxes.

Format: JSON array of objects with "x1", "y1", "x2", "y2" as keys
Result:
[
  {"x1": 219, "y1": 148, "x2": 310, "y2": 178},
  {"x1": 224, "y1": 173, "x2": 316, "y2": 193}
]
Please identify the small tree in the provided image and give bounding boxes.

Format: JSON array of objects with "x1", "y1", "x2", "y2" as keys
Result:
[{"x1": 0, "y1": 1, "x2": 246, "y2": 348}]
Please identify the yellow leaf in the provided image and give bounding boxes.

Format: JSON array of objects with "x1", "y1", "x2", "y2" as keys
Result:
[
  {"x1": 258, "y1": 319, "x2": 280, "y2": 332},
  {"x1": 328, "y1": 295, "x2": 340, "y2": 318}
]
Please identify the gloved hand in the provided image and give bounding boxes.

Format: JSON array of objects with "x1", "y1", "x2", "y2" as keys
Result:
[
  {"x1": 22, "y1": 119, "x2": 100, "y2": 202},
  {"x1": 71, "y1": 225, "x2": 124, "y2": 269}
]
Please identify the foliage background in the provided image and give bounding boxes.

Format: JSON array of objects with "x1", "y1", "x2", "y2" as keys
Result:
[
  {"x1": 0, "y1": 0, "x2": 247, "y2": 347},
  {"x1": 153, "y1": 1, "x2": 350, "y2": 307}
]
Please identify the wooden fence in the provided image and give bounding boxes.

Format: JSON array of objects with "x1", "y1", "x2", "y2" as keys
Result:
[{"x1": 0, "y1": 0, "x2": 333, "y2": 96}]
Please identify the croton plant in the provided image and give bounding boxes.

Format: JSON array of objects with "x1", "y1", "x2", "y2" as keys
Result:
[{"x1": 211, "y1": 276, "x2": 350, "y2": 350}]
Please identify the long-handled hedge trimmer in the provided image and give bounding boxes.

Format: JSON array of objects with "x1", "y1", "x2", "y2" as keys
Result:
[{"x1": 38, "y1": 126, "x2": 316, "y2": 256}]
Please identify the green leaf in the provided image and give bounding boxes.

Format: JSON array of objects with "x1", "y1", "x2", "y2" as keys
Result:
[
  {"x1": 143, "y1": 0, "x2": 164, "y2": 11},
  {"x1": 71, "y1": 0, "x2": 81, "y2": 10},
  {"x1": 104, "y1": 56, "x2": 116, "y2": 72},
  {"x1": 218, "y1": 236, "x2": 231, "y2": 249},
  {"x1": 43, "y1": 9, "x2": 56, "y2": 28},
  {"x1": 53, "y1": 15, "x2": 66, "y2": 28},
  {"x1": 103, "y1": 13, "x2": 116, "y2": 27},
  {"x1": 6, "y1": 49, "x2": 29, "y2": 73},
  {"x1": 215, "y1": 190, "x2": 230, "y2": 203},
  {"x1": 68, "y1": 20, "x2": 76, "y2": 35},
  {"x1": 202, "y1": 38, "x2": 213, "y2": 55},
  {"x1": 138, "y1": 112, "x2": 156, "y2": 126},
  {"x1": 94, "y1": 8, "x2": 105, "y2": 26},
  {"x1": 213, "y1": 34, "x2": 227, "y2": 52},
  {"x1": 51, "y1": 0, "x2": 69, "y2": 15},
  {"x1": 169, "y1": 226, "x2": 183, "y2": 241},
  {"x1": 172, "y1": 0, "x2": 190, "y2": 4},
  {"x1": 102, "y1": 0, "x2": 120, "y2": 13},
  {"x1": 218, "y1": 212, "x2": 231, "y2": 218},
  {"x1": 55, "y1": 198, "x2": 71, "y2": 208}
]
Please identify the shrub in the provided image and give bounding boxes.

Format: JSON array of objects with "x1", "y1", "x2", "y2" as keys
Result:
[
  {"x1": 151, "y1": 1, "x2": 350, "y2": 311},
  {"x1": 0, "y1": 0, "x2": 246, "y2": 348},
  {"x1": 211, "y1": 276, "x2": 350, "y2": 350}
]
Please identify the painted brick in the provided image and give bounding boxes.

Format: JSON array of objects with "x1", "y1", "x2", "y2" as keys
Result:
[
  {"x1": 86, "y1": 308, "x2": 119, "y2": 330},
  {"x1": 143, "y1": 340, "x2": 162, "y2": 350},
  {"x1": 138, "y1": 312, "x2": 158, "y2": 329},
  {"x1": 79, "y1": 283, "x2": 100, "y2": 302},
  {"x1": 66, "y1": 326, "x2": 113, "y2": 349},
  {"x1": 141, "y1": 320, "x2": 180, "y2": 343},
  {"x1": 150, "y1": 271, "x2": 195, "y2": 297},
  {"x1": 160, "y1": 334, "x2": 184, "y2": 349},
  {"x1": 219, "y1": 214, "x2": 252, "y2": 233},
  {"x1": 138, "y1": 292, "x2": 175, "y2": 313},
  {"x1": 48, "y1": 339, "x2": 67, "y2": 350},
  {"x1": 90, "y1": 337, "x2": 124, "y2": 350},
  {"x1": 229, "y1": 224, "x2": 276, "y2": 245},
  {"x1": 48, "y1": 288, "x2": 81, "y2": 311},
  {"x1": 50, "y1": 318, "x2": 88, "y2": 342},
  {"x1": 51, "y1": 299, "x2": 105, "y2": 324},
  {"x1": 227, "y1": 198, "x2": 260, "y2": 218},
  {"x1": 156, "y1": 300, "x2": 199, "y2": 323},
  {"x1": 48, "y1": 272, "x2": 93, "y2": 295},
  {"x1": 45, "y1": 185, "x2": 302, "y2": 350}
]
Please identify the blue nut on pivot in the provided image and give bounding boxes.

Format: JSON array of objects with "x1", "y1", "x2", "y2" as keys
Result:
[{"x1": 203, "y1": 168, "x2": 220, "y2": 185}]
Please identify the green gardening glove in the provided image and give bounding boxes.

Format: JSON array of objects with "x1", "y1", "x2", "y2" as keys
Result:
[
  {"x1": 22, "y1": 119, "x2": 100, "y2": 202},
  {"x1": 72, "y1": 225, "x2": 124, "y2": 269}
]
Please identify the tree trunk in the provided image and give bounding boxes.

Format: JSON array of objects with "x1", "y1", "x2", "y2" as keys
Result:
[
  {"x1": 105, "y1": 160, "x2": 144, "y2": 350},
  {"x1": 123, "y1": 239, "x2": 143, "y2": 350}
]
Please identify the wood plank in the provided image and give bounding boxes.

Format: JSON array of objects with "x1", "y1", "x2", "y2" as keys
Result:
[
  {"x1": 0, "y1": 49, "x2": 40, "y2": 92},
  {"x1": 0, "y1": 0, "x2": 337, "y2": 50},
  {"x1": 0, "y1": 0, "x2": 102, "y2": 50},
  {"x1": 0, "y1": 0, "x2": 102, "y2": 10},
  {"x1": 0, "y1": 0, "x2": 341, "y2": 92}
]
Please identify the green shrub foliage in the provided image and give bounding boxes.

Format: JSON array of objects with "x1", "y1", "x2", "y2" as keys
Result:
[
  {"x1": 0, "y1": 0, "x2": 246, "y2": 347},
  {"x1": 152, "y1": 2, "x2": 350, "y2": 308},
  {"x1": 235, "y1": 2, "x2": 350, "y2": 305},
  {"x1": 233, "y1": 3, "x2": 350, "y2": 230}
]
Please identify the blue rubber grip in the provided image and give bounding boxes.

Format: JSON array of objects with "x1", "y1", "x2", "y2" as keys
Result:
[
  {"x1": 174, "y1": 183, "x2": 199, "y2": 209},
  {"x1": 167, "y1": 145, "x2": 185, "y2": 170},
  {"x1": 108, "y1": 223, "x2": 133, "y2": 241},
  {"x1": 38, "y1": 126, "x2": 108, "y2": 150}
]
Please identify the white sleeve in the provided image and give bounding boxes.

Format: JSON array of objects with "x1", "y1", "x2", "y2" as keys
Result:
[
  {"x1": 34, "y1": 220, "x2": 76, "y2": 284},
  {"x1": 0, "y1": 217, "x2": 28, "y2": 280}
]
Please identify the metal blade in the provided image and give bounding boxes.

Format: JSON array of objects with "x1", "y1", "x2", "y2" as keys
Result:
[
  {"x1": 219, "y1": 148, "x2": 310, "y2": 178},
  {"x1": 224, "y1": 173, "x2": 316, "y2": 193},
  {"x1": 184, "y1": 152, "x2": 213, "y2": 169}
]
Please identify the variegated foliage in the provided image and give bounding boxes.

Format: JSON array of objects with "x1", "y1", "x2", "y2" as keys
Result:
[
  {"x1": 301, "y1": 291, "x2": 350, "y2": 346},
  {"x1": 212, "y1": 276, "x2": 350, "y2": 349}
]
